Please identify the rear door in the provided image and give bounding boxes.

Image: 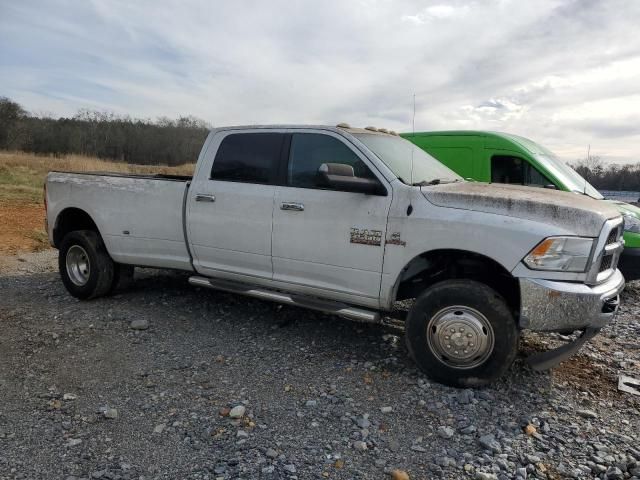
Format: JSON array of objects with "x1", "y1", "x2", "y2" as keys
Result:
[
  {"x1": 271, "y1": 130, "x2": 392, "y2": 307},
  {"x1": 187, "y1": 131, "x2": 285, "y2": 280}
]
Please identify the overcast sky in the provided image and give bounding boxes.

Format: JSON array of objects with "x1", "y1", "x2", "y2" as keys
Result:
[{"x1": 2, "y1": 0, "x2": 640, "y2": 163}]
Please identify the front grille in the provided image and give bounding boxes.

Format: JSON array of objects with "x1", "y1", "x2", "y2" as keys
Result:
[
  {"x1": 599, "y1": 254, "x2": 613, "y2": 272},
  {"x1": 606, "y1": 228, "x2": 620, "y2": 245},
  {"x1": 589, "y1": 219, "x2": 624, "y2": 283},
  {"x1": 598, "y1": 226, "x2": 621, "y2": 273}
]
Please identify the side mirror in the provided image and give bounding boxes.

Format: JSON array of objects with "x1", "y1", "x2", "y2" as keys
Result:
[{"x1": 318, "y1": 163, "x2": 385, "y2": 195}]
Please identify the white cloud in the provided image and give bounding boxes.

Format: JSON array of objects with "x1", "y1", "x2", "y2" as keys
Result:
[
  {"x1": 1, "y1": 0, "x2": 640, "y2": 163},
  {"x1": 402, "y1": 4, "x2": 470, "y2": 23}
]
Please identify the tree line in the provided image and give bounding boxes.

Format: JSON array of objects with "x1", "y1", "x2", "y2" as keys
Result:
[
  {"x1": 0, "y1": 96, "x2": 209, "y2": 166},
  {"x1": 572, "y1": 156, "x2": 640, "y2": 192},
  {"x1": 2, "y1": 96, "x2": 640, "y2": 188}
]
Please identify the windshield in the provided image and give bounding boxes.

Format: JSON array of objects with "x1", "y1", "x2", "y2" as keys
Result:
[
  {"x1": 534, "y1": 152, "x2": 603, "y2": 200},
  {"x1": 354, "y1": 133, "x2": 462, "y2": 185}
]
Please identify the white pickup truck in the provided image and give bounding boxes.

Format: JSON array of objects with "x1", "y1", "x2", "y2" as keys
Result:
[{"x1": 45, "y1": 125, "x2": 625, "y2": 387}]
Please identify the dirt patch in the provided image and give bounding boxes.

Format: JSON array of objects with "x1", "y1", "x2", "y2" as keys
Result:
[
  {"x1": 552, "y1": 353, "x2": 618, "y2": 397},
  {"x1": 520, "y1": 333, "x2": 618, "y2": 398},
  {"x1": 0, "y1": 201, "x2": 49, "y2": 254}
]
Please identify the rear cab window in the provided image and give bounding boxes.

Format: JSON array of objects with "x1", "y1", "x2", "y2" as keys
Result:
[{"x1": 211, "y1": 132, "x2": 284, "y2": 184}]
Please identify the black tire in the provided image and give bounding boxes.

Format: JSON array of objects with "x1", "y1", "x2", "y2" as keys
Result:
[
  {"x1": 110, "y1": 263, "x2": 135, "y2": 293},
  {"x1": 405, "y1": 279, "x2": 519, "y2": 388},
  {"x1": 58, "y1": 230, "x2": 115, "y2": 300}
]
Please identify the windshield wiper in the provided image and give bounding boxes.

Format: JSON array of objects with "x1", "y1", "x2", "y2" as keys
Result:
[
  {"x1": 412, "y1": 178, "x2": 462, "y2": 186},
  {"x1": 412, "y1": 179, "x2": 440, "y2": 186}
]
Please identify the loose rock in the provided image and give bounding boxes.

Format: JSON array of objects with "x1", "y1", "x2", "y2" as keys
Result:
[
  {"x1": 353, "y1": 440, "x2": 367, "y2": 451},
  {"x1": 229, "y1": 405, "x2": 246, "y2": 418},
  {"x1": 390, "y1": 470, "x2": 410, "y2": 480},
  {"x1": 103, "y1": 408, "x2": 118, "y2": 419},
  {"x1": 577, "y1": 409, "x2": 598, "y2": 419},
  {"x1": 130, "y1": 319, "x2": 149, "y2": 330},
  {"x1": 478, "y1": 434, "x2": 501, "y2": 453},
  {"x1": 437, "y1": 426, "x2": 455, "y2": 439}
]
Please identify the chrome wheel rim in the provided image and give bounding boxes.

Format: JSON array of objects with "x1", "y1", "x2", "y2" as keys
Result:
[
  {"x1": 426, "y1": 306, "x2": 494, "y2": 369},
  {"x1": 66, "y1": 245, "x2": 91, "y2": 286}
]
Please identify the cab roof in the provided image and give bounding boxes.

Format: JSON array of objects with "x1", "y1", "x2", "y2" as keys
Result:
[{"x1": 210, "y1": 124, "x2": 397, "y2": 137}]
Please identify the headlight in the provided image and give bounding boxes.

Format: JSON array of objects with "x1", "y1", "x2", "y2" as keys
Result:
[
  {"x1": 524, "y1": 236, "x2": 594, "y2": 272},
  {"x1": 623, "y1": 213, "x2": 640, "y2": 234}
]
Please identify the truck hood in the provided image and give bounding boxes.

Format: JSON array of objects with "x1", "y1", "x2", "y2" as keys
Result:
[{"x1": 422, "y1": 182, "x2": 621, "y2": 237}]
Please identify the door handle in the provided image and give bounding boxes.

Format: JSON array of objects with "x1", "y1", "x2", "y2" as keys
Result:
[
  {"x1": 281, "y1": 202, "x2": 304, "y2": 211},
  {"x1": 195, "y1": 194, "x2": 216, "y2": 202}
]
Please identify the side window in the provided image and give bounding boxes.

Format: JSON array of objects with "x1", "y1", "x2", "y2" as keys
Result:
[
  {"x1": 211, "y1": 133, "x2": 284, "y2": 184},
  {"x1": 525, "y1": 165, "x2": 552, "y2": 186},
  {"x1": 491, "y1": 155, "x2": 552, "y2": 187},
  {"x1": 491, "y1": 155, "x2": 524, "y2": 184},
  {"x1": 288, "y1": 133, "x2": 376, "y2": 189}
]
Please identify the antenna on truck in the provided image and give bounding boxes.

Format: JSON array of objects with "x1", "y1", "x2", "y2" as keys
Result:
[
  {"x1": 412, "y1": 93, "x2": 416, "y2": 135},
  {"x1": 409, "y1": 93, "x2": 416, "y2": 185},
  {"x1": 407, "y1": 94, "x2": 416, "y2": 216},
  {"x1": 584, "y1": 144, "x2": 590, "y2": 195}
]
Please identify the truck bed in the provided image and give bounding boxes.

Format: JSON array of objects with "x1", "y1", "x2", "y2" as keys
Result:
[{"x1": 46, "y1": 171, "x2": 193, "y2": 271}]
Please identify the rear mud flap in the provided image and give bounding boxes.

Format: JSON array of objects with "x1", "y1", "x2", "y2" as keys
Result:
[{"x1": 526, "y1": 327, "x2": 600, "y2": 371}]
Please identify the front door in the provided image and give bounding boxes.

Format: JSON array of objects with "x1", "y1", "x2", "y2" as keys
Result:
[
  {"x1": 490, "y1": 154, "x2": 553, "y2": 187},
  {"x1": 187, "y1": 131, "x2": 285, "y2": 280},
  {"x1": 272, "y1": 131, "x2": 392, "y2": 306}
]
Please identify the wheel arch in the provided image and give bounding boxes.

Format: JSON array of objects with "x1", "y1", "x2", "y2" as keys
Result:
[
  {"x1": 391, "y1": 248, "x2": 520, "y2": 318},
  {"x1": 53, "y1": 207, "x2": 102, "y2": 248}
]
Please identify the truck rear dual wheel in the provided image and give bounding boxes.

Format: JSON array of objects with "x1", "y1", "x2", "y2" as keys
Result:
[
  {"x1": 59, "y1": 230, "x2": 133, "y2": 299},
  {"x1": 405, "y1": 280, "x2": 519, "y2": 388}
]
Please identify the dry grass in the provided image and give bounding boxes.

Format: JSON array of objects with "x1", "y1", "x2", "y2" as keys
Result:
[{"x1": 0, "y1": 151, "x2": 195, "y2": 204}]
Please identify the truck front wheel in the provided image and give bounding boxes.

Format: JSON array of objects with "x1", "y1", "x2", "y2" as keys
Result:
[
  {"x1": 405, "y1": 280, "x2": 519, "y2": 387},
  {"x1": 59, "y1": 230, "x2": 115, "y2": 300}
]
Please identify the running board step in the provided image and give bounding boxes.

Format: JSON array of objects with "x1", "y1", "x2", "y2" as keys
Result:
[{"x1": 189, "y1": 276, "x2": 381, "y2": 324}]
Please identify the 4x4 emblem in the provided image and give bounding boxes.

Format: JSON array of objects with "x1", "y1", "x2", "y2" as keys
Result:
[{"x1": 386, "y1": 232, "x2": 406, "y2": 246}]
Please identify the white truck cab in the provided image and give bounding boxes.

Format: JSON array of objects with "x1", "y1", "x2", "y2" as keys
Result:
[{"x1": 45, "y1": 125, "x2": 625, "y2": 387}]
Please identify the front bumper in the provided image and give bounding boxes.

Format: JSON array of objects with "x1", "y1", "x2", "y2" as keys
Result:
[
  {"x1": 618, "y1": 247, "x2": 640, "y2": 281},
  {"x1": 519, "y1": 269, "x2": 625, "y2": 332}
]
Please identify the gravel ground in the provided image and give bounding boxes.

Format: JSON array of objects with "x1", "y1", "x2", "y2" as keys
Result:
[{"x1": 1, "y1": 251, "x2": 639, "y2": 480}]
